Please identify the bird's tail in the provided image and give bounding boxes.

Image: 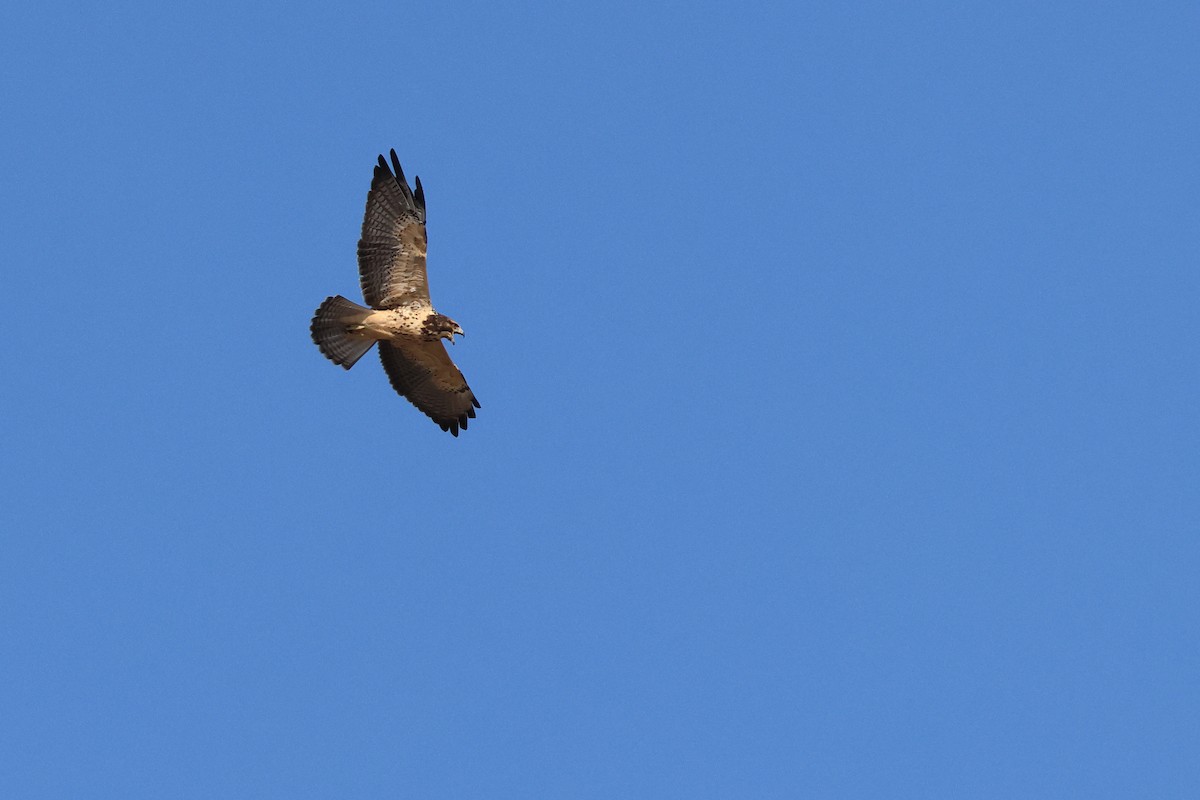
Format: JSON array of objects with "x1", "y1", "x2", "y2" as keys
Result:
[{"x1": 310, "y1": 295, "x2": 376, "y2": 369}]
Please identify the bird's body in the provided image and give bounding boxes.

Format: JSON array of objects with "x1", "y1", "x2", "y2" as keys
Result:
[
  {"x1": 310, "y1": 150, "x2": 480, "y2": 436},
  {"x1": 353, "y1": 302, "x2": 436, "y2": 340}
]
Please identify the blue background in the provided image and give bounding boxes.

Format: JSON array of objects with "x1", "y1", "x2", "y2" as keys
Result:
[{"x1": 2, "y1": 1, "x2": 1197, "y2": 796}]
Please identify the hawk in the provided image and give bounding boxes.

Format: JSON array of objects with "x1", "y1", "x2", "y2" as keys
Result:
[{"x1": 311, "y1": 149, "x2": 480, "y2": 436}]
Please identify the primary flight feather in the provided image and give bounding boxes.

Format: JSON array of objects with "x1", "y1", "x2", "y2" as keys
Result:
[{"x1": 310, "y1": 150, "x2": 480, "y2": 436}]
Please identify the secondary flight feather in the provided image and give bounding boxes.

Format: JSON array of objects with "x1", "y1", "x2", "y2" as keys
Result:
[{"x1": 311, "y1": 150, "x2": 480, "y2": 436}]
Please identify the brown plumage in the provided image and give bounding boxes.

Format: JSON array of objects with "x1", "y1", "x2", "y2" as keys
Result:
[{"x1": 310, "y1": 150, "x2": 480, "y2": 436}]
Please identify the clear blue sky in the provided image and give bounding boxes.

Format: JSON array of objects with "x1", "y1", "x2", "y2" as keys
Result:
[{"x1": 1, "y1": 1, "x2": 1197, "y2": 797}]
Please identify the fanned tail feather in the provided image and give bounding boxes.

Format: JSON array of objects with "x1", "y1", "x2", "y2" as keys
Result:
[{"x1": 310, "y1": 295, "x2": 375, "y2": 369}]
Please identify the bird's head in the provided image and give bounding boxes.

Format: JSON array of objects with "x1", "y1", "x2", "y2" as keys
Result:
[{"x1": 423, "y1": 313, "x2": 465, "y2": 344}]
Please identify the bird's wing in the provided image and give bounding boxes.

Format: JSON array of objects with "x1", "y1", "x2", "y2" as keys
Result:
[
  {"x1": 378, "y1": 339, "x2": 480, "y2": 436},
  {"x1": 357, "y1": 149, "x2": 430, "y2": 309}
]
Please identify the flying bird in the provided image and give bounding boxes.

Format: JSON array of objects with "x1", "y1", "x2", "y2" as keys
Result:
[{"x1": 311, "y1": 150, "x2": 480, "y2": 435}]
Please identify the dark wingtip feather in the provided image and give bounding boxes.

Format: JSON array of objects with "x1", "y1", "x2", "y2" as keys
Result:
[
  {"x1": 472, "y1": 397, "x2": 482, "y2": 409},
  {"x1": 414, "y1": 175, "x2": 425, "y2": 210},
  {"x1": 389, "y1": 149, "x2": 406, "y2": 185}
]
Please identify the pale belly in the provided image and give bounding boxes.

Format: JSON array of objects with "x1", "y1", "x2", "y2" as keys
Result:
[{"x1": 357, "y1": 305, "x2": 432, "y2": 341}]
